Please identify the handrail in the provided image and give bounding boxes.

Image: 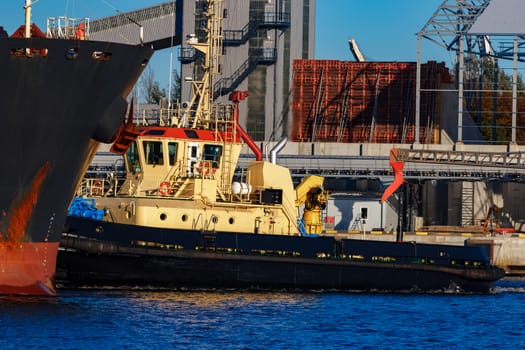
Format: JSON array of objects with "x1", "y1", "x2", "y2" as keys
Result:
[
  {"x1": 180, "y1": 12, "x2": 289, "y2": 63},
  {"x1": 222, "y1": 12, "x2": 290, "y2": 46}
]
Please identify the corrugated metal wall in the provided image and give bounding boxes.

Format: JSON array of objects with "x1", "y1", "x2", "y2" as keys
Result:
[{"x1": 291, "y1": 60, "x2": 451, "y2": 143}]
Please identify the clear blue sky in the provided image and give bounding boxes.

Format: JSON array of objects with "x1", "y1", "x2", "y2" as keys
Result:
[
  {"x1": 0, "y1": 0, "x2": 453, "y2": 90},
  {"x1": 315, "y1": 0, "x2": 452, "y2": 63}
]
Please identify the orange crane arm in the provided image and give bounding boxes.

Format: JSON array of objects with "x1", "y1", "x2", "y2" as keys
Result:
[{"x1": 381, "y1": 148, "x2": 405, "y2": 202}]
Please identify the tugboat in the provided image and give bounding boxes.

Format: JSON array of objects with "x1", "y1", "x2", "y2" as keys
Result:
[
  {"x1": 59, "y1": 0, "x2": 504, "y2": 293},
  {"x1": 0, "y1": 1, "x2": 153, "y2": 295}
]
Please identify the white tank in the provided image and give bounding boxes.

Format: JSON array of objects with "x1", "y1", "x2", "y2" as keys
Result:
[{"x1": 232, "y1": 181, "x2": 252, "y2": 195}]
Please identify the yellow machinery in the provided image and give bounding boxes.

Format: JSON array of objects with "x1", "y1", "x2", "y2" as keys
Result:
[{"x1": 295, "y1": 175, "x2": 329, "y2": 234}]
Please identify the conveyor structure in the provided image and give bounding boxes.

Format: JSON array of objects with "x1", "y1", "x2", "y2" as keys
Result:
[
  {"x1": 381, "y1": 147, "x2": 525, "y2": 202},
  {"x1": 391, "y1": 148, "x2": 525, "y2": 170}
]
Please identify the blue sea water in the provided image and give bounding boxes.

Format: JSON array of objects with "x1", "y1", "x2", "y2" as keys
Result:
[{"x1": 1, "y1": 278, "x2": 525, "y2": 350}]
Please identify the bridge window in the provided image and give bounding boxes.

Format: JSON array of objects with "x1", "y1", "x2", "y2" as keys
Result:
[
  {"x1": 202, "y1": 144, "x2": 222, "y2": 168},
  {"x1": 144, "y1": 141, "x2": 164, "y2": 165},
  {"x1": 126, "y1": 142, "x2": 141, "y2": 173},
  {"x1": 168, "y1": 142, "x2": 178, "y2": 166}
]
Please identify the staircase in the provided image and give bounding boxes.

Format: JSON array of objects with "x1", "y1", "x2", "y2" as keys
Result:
[
  {"x1": 461, "y1": 181, "x2": 474, "y2": 226},
  {"x1": 213, "y1": 48, "x2": 276, "y2": 98},
  {"x1": 223, "y1": 12, "x2": 290, "y2": 46}
]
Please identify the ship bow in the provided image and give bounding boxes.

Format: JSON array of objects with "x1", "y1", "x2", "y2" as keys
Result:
[{"x1": 0, "y1": 242, "x2": 59, "y2": 296}]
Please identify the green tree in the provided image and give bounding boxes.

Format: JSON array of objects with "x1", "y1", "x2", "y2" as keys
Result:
[
  {"x1": 140, "y1": 66, "x2": 166, "y2": 104},
  {"x1": 464, "y1": 56, "x2": 525, "y2": 144},
  {"x1": 170, "y1": 69, "x2": 182, "y2": 103}
]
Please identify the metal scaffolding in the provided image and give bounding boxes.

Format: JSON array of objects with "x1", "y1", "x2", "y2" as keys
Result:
[{"x1": 416, "y1": 0, "x2": 525, "y2": 145}]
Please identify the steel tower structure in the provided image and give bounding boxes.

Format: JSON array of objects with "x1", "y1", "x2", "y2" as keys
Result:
[
  {"x1": 179, "y1": 0, "x2": 315, "y2": 142},
  {"x1": 416, "y1": 0, "x2": 525, "y2": 145}
]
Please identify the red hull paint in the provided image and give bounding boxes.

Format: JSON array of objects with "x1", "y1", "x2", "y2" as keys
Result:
[{"x1": 0, "y1": 242, "x2": 59, "y2": 296}]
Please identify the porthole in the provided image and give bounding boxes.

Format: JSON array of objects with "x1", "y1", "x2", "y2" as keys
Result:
[
  {"x1": 181, "y1": 214, "x2": 188, "y2": 222},
  {"x1": 65, "y1": 48, "x2": 78, "y2": 60},
  {"x1": 92, "y1": 51, "x2": 111, "y2": 61},
  {"x1": 211, "y1": 216, "x2": 218, "y2": 224},
  {"x1": 160, "y1": 213, "x2": 167, "y2": 221},
  {"x1": 229, "y1": 217, "x2": 234, "y2": 225}
]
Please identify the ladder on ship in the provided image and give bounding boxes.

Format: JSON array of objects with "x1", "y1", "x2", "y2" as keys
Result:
[
  {"x1": 220, "y1": 142, "x2": 233, "y2": 198},
  {"x1": 350, "y1": 214, "x2": 364, "y2": 232}
]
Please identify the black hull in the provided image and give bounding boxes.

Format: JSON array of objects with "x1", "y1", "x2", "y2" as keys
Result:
[
  {"x1": 0, "y1": 37, "x2": 153, "y2": 245},
  {"x1": 58, "y1": 217, "x2": 505, "y2": 293}
]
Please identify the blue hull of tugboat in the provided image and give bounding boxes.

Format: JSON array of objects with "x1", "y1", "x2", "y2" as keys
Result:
[{"x1": 58, "y1": 216, "x2": 505, "y2": 293}]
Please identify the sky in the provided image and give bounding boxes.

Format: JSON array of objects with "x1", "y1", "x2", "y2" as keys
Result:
[{"x1": 0, "y1": 0, "x2": 452, "y2": 91}]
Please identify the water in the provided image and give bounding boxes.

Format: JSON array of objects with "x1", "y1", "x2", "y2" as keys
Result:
[{"x1": 2, "y1": 278, "x2": 525, "y2": 350}]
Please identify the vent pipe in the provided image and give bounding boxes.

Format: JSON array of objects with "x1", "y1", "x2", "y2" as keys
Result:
[{"x1": 270, "y1": 137, "x2": 287, "y2": 164}]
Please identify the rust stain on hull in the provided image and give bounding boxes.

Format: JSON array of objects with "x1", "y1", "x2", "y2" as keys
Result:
[
  {"x1": 0, "y1": 163, "x2": 58, "y2": 295},
  {"x1": 3, "y1": 162, "x2": 49, "y2": 243}
]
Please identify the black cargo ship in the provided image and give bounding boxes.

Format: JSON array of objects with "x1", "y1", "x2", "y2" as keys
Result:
[{"x1": 0, "y1": 3, "x2": 153, "y2": 295}]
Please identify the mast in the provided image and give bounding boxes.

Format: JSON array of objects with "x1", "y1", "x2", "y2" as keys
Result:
[
  {"x1": 186, "y1": 0, "x2": 224, "y2": 128},
  {"x1": 24, "y1": 0, "x2": 32, "y2": 38}
]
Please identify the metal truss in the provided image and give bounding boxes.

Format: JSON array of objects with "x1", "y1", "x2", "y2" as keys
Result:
[{"x1": 418, "y1": 0, "x2": 491, "y2": 54}]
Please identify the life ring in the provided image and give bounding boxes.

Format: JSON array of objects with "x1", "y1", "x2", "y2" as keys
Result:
[
  {"x1": 197, "y1": 161, "x2": 217, "y2": 176},
  {"x1": 159, "y1": 181, "x2": 173, "y2": 196},
  {"x1": 197, "y1": 161, "x2": 210, "y2": 175},
  {"x1": 91, "y1": 180, "x2": 103, "y2": 195}
]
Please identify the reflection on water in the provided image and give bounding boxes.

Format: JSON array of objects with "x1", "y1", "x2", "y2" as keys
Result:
[
  {"x1": 492, "y1": 277, "x2": 525, "y2": 294},
  {"x1": 2, "y1": 276, "x2": 525, "y2": 308},
  {"x1": 123, "y1": 290, "x2": 318, "y2": 309},
  {"x1": 0, "y1": 278, "x2": 525, "y2": 349},
  {"x1": 0, "y1": 295, "x2": 59, "y2": 304},
  {"x1": 3, "y1": 276, "x2": 525, "y2": 308}
]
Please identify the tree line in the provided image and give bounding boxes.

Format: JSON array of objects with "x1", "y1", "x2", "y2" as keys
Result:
[
  {"x1": 464, "y1": 56, "x2": 525, "y2": 143},
  {"x1": 138, "y1": 66, "x2": 181, "y2": 105}
]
